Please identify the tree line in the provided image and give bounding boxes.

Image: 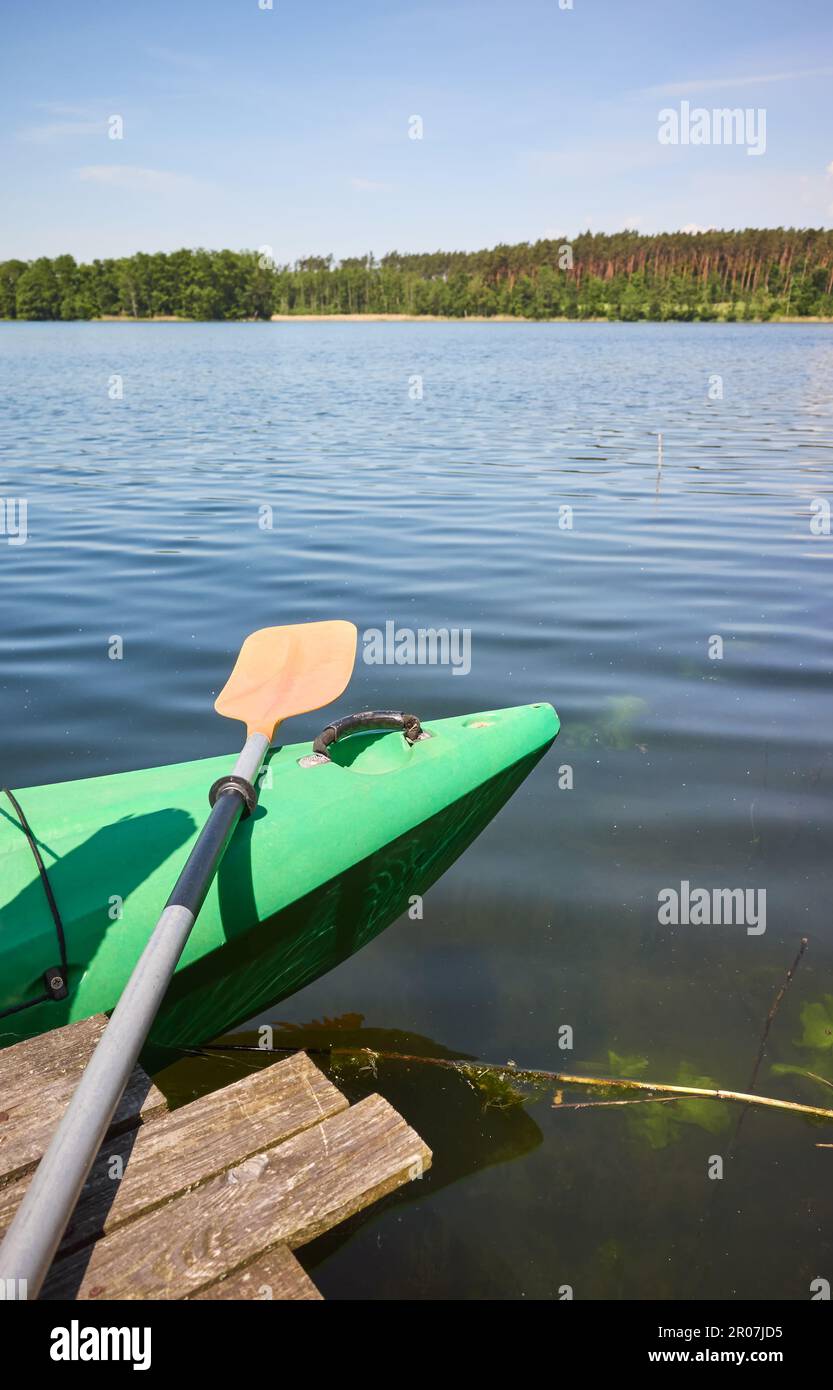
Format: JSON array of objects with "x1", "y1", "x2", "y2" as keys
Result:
[{"x1": 2, "y1": 229, "x2": 832, "y2": 322}]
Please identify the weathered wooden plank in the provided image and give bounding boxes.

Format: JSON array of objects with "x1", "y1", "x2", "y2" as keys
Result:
[
  {"x1": 190, "y1": 1246, "x2": 322, "y2": 1301},
  {"x1": 0, "y1": 1016, "x2": 166, "y2": 1188},
  {"x1": 0, "y1": 1050, "x2": 347, "y2": 1250},
  {"x1": 43, "y1": 1093, "x2": 432, "y2": 1300},
  {"x1": 0, "y1": 1015, "x2": 105, "y2": 1092}
]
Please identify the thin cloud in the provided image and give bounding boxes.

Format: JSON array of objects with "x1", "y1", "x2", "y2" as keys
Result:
[
  {"x1": 35, "y1": 102, "x2": 100, "y2": 117},
  {"x1": 523, "y1": 142, "x2": 666, "y2": 178},
  {"x1": 350, "y1": 177, "x2": 393, "y2": 192},
  {"x1": 144, "y1": 45, "x2": 213, "y2": 73},
  {"x1": 20, "y1": 119, "x2": 106, "y2": 143},
  {"x1": 78, "y1": 164, "x2": 198, "y2": 193},
  {"x1": 641, "y1": 66, "x2": 833, "y2": 97}
]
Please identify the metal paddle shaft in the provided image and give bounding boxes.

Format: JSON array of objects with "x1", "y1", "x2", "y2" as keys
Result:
[
  {"x1": 0, "y1": 620, "x2": 357, "y2": 1297},
  {"x1": 0, "y1": 732, "x2": 268, "y2": 1295}
]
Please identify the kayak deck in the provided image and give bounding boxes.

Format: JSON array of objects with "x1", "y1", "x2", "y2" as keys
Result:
[{"x1": 0, "y1": 703, "x2": 558, "y2": 1053}]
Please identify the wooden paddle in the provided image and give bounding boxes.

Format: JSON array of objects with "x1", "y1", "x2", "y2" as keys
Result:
[{"x1": 0, "y1": 620, "x2": 357, "y2": 1297}]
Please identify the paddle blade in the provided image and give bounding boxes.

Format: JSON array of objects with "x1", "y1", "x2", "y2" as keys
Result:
[{"x1": 214, "y1": 620, "x2": 357, "y2": 739}]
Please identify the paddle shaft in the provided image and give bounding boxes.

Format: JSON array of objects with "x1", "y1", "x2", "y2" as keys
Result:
[{"x1": 0, "y1": 731, "x2": 269, "y2": 1298}]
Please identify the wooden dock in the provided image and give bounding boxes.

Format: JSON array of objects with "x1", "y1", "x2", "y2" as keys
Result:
[{"x1": 0, "y1": 1015, "x2": 431, "y2": 1300}]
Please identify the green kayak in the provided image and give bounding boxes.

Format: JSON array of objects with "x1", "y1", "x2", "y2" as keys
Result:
[{"x1": 0, "y1": 703, "x2": 558, "y2": 1054}]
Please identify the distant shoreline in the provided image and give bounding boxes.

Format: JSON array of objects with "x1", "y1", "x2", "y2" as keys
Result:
[
  {"x1": 272, "y1": 313, "x2": 833, "y2": 325},
  {"x1": 30, "y1": 312, "x2": 832, "y2": 325},
  {"x1": 6, "y1": 235, "x2": 832, "y2": 322}
]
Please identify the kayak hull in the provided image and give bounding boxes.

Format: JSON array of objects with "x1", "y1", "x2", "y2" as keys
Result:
[{"x1": 0, "y1": 704, "x2": 558, "y2": 1052}]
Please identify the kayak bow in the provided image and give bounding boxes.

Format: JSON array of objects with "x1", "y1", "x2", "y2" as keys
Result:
[{"x1": 0, "y1": 702, "x2": 558, "y2": 1053}]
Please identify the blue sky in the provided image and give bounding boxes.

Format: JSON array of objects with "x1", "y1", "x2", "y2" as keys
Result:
[{"x1": 2, "y1": 0, "x2": 832, "y2": 261}]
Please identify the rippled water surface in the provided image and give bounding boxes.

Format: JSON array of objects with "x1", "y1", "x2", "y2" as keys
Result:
[{"x1": 1, "y1": 321, "x2": 832, "y2": 1299}]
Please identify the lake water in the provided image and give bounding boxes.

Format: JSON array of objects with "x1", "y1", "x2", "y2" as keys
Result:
[{"x1": 1, "y1": 321, "x2": 832, "y2": 1300}]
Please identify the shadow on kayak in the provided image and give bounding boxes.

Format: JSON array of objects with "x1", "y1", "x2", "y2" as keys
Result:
[
  {"x1": 0, "y1": 808, "x2": 196, "y2": 1042},
  {"x1": 141, "y1": 747, "x2": 550, "y2": 1057}
]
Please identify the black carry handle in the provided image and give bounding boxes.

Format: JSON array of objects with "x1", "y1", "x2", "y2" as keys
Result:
[{"x1": 312, "y1": 709, "x2": 423, "y2": 759}]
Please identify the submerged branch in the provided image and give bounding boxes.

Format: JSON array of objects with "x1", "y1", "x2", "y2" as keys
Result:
[
  {"x1": 542, "y1": 1069, "x2": 833, "y2": 1120},
  {"x1": 748, "y1": 936, "x2": 809, "y2": 1094},
  {"x1": 202, "y1": 1042, "x2": 833, "y2": 1123}
]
